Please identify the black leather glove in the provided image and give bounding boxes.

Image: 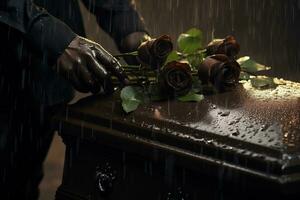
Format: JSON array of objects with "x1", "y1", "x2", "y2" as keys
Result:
[{"x1": 55, "y1": 36, "x2": 129, "y2": 94}]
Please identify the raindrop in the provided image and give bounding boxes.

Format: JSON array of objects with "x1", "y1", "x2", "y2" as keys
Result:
[
  {"x1": 122, "y1": 152, "x2": 127, "y2": 179},
  {"x1": 258, "y1": 139, "x2": 263, "y2": 144},
  {"x1": 268, "y1": 138, "x2": 275, "y2": 142},
  {"x1": 232, "y1": 129, "x2": 240, "y2": 136},
  {"x1": 219, "y1": 111, "x2": 230, "y2": 117},
  {"x1": 248, "y1": 124, "x2": 254, "y2": 128},
  {"x1": 228, "y1": 121, "x2": 235, "y2": 125},
  {"x1": 260, "y1": 124, "x2": 269, "y2": 131}
]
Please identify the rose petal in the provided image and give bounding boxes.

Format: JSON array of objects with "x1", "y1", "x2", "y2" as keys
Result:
[{"x1": 159, "y1": 61, "x2": 193, "y2": 96}]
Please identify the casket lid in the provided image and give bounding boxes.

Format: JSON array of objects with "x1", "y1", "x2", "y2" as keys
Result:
[{"x1": 55, "y1": 82, "x2": 300, "y2": 190}]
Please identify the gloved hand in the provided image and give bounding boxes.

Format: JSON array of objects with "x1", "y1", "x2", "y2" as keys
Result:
[
  {"x1": 55, "y1": 36, "x2": 129, "y2": 94},
  {"x1": 119, "y1": 32, "x2": 151, "y2": 65}
]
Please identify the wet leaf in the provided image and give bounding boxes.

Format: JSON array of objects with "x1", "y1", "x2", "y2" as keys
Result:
[
  {"x1": 165, "y1": 51, "x2": 180, "y2": 64},
  {"x1": 237, "y1": 56, "x2": 271, "y2": 73},
  {"x1": 178, "y1": 92, "x2": 204, "y2": 102},
  {"x1": 120, "y1": 86, "x2": 144, "y2": 113},
  {"x1": 178, "y1": 28, "x2": 203, "y2": 54},
  {"x1": 239, "y1": 71, "x2": 251, "y2": 80},
  {"x1": 191, "y1": 78, "x2": 203, "y2": 93},
  {"x1": 186, "y1": 53, "x2": 204, "y2": 70},
  {"x1": 250, "y1": 76, "x2": 277, "y2": 89},
  {"x1": 121, "y1": 99, "x2": 141, "y2": 113},
  {"x1": 209, "y1": 38, "x2": 223, "y2": 44}
]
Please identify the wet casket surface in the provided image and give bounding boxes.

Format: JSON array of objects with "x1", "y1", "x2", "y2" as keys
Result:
[{"x1": 53, "y1": 81, "x2": 300, "y2": 200}]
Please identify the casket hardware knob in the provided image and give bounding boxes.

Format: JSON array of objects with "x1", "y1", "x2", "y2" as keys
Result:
[{"x1": 95, "y1": 162, "x2": 116, "y2": 196}]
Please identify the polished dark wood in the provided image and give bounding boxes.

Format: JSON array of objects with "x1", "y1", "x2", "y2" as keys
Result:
[{"x1": 54, "y1": 83, "x2": 300, "y2": 200}]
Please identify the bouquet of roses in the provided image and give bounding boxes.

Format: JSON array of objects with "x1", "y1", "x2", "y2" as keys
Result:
[{"x1": 116, "y1": 28, "x2": 272, "y2": 113}]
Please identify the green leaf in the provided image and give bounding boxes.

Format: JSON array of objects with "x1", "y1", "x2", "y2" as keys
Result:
[
  {"x1": 239, "y1": 71, "x2": 251, "y2": 80},
  {"x1": 186, "y1": 53, "x2": 204, "y2": 70},
  {"x1": 120, "y1": 86, "x2": 136, "y2": 99},
  {"x1": 178, "y1": 92, "x2": 204, "y2": 102},
  {"x1": 191, "y1": 78, "x2": 202, "y2": 93},
  {"x1": 237, "y1": 56, "x2": 271, "y2": 73},
  {"x1": 209, "y1": 38, "x2": 223, "y2": 44},
  {"x1": 186, "y1": 28, "x2": 203, "y2": 37},
  {"x1": 121, "y1": 99, "x2": 141, "y2": 113},
  {"x1": 178, "y1": 28, "x2": 203, "y2": 54},
  {"x1": 165, "y1": 51, "x2": 180, "y2": 65},
  {"x1": 120, "y1": 86, "x2": 144, "y2": 113},
  {"x1": 250, "y1": 76, "x2": 277, "y2": 89}
]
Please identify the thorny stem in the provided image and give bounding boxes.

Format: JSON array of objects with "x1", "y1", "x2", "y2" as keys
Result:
[
  {"x1": 114, "y1": 51, "x2": 138, "y2": 58},
  {"x1": 121, "y1": 65, "x2": 142, "y2": 69},
  {"x1": 112, "y1": 77, "x2": 156, "y2": 86}
]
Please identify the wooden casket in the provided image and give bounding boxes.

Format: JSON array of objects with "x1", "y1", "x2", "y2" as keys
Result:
[{"x1": 53, "y1": 80, "x2": 300, "y2": 200}]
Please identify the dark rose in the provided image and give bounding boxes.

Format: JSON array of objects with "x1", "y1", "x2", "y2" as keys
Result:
[
  {"x1": 205, "y1": 35, "x2": 240, "y2": 58},
  {"x1": 159, "y1": 61, "x2": 193, "y2": 96},
  {"x1": 198, "y1": 54, "x2": 241, "y2": 91},
  {"x1": 138, "y1": 35, "x2": 173, "y2": 69}
]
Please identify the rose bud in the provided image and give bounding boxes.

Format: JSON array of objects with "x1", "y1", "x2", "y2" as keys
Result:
[
  {"x1": 137, "y1": 35, "x2": 173, "y2": 69},
  {"x1": 198, "y1": 54, "x2": 241, "y2": 91},
  {"x1": 205, "y1": 35, "x2": 240, "y2": 58},
  {"x1": 159, "y1": 61, "x2": 193, "y2": 96}
]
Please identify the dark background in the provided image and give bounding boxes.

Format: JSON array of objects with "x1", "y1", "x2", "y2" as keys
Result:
[{"x1": 83, "y1": 0, "x2": 300, "y2": 81}]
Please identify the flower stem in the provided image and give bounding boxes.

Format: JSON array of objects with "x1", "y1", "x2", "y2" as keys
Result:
[
  {"x1": 177, "y1": 49, "x2": 207, "y2": 59},
  {"x1": 241, "y1": 69, "x2": 258, "y2": 77},
  {"x1": 121, "y1": 65, "x2": 142, "y2": 69},
  {"x1": 114, "y1": 51, "x2": 138, "y2": 58}
]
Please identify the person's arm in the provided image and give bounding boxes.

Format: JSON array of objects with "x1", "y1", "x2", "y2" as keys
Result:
[
  {"x1": 81, "y1": 0, "x2": 150, "y2": 53},
  {"x1": 0, "y1": 0, "x2": 128, "y2": 94},
  {"x1": 0, "y1": 0, "x2": 76, "y2": 62}
]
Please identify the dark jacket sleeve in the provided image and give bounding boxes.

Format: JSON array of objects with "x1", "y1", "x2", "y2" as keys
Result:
[
  {"x1": 81, "y1": 0, "x2": 148, "y2": 47},
  {"x1": 0, "y1": 0, "x2": 76, "y2": 61}
]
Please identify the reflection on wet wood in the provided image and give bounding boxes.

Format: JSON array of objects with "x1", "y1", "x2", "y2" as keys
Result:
[{"x1": 54, "y1": 79, "x2": 300, "y2": 199}]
